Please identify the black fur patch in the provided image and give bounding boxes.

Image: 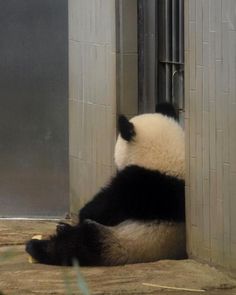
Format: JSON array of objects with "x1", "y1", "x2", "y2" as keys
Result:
[
  {"x1": 26, "y1": 239, "x2": 55, "y2": 265},
  {"x1": 156, "y1": 102, "x2": 178, "y2": 120},
  {"x1": 118, "y1": 115, "x2": 136, "y2": 141},
  {"x1": 26, "y1": 220, "x2": 105, "y2": 266},
  {"x1": 80, "y1": 165, "x2": 185, "y2": 226}
]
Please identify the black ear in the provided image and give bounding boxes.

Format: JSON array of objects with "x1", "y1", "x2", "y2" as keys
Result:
[
  {"x1": 155, "y1": 102, "x2": 178, "y2": 120},
  {"x1": 118, "y1": 115, "x2": 136, "y2": 141}
]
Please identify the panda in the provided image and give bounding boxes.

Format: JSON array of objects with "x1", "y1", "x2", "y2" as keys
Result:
[{"x1": 26, "y1": 102, "x2": 186, "y2": 266}]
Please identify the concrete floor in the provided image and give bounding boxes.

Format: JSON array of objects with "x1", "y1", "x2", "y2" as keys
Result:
[{"x1": 0, "y1": 220, "x2": 236, "y2": 295}]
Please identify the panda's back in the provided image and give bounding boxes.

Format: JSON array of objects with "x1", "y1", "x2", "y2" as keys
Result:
[{"x1": 108, "y1": 165, "x2": 185, "y2": 223}]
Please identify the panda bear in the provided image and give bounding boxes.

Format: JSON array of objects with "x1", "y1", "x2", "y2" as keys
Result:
[{"x1": 26, "y1": 103, "x2": 186, "y2": 266}]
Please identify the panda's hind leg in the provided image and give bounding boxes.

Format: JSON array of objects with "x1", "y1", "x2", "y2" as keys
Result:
[
  {"x1": 25, "y1": 220, "x2": 128, "y2": 266},
  {"x1": 26, "y1": 238, "x2": 57, "y2": 265},
  {"x1": 26, "y1": 223, "x2": 81, "y2": 266}
]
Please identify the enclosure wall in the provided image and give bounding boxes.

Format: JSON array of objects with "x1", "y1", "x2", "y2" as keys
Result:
[
  {"x1": 69, "y1": 0, "x2": 117, "y2": 212},
  {"x1": 185, "y1": 0, "x2": 236, "y2": 271},
  {"x1": 0, "y1": 0, "x2": 69, "y2": 217},
  {"x1": 68, "y1": 0, "x2": 138, "y2": 214}
]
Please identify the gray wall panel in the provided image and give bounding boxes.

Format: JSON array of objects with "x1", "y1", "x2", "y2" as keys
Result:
[
  {"x1": 68, "y1": 0, "x2": 117, "y2": 213},
  {"x1": 185, "y1": 0, "x2": 236, "y2": 271},
  {"x1": 0, "y1": 0, "x2": 69, "y2": 217}
]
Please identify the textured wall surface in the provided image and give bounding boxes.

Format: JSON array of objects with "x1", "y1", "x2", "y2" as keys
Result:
[
  {"x1": 69, "y1": 0, "x2": 117, "y2": 212},
  {"x1": 68, "y1": 0, "x2": 138, "y2": 213},
  {"x1": 116, "y1": 0, "x2": 138, "y2": 117},
  {"x1": 0, "y1": 0, "x2": 69, "y2": 217},
  {"x1": 185, "y1": 0, "x2": 236, "y2": 271}
]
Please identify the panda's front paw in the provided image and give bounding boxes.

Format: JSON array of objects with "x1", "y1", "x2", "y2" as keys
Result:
[{"x1": 26, "y1": 239, "x2": 49, "y2": 263}]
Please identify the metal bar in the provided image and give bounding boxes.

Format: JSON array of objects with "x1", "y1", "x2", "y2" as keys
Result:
[
  {"x1": 178, "y1": 0, "x2": 185, "y2": 111},
  {"x1": 172, "y1": 0, "x2": 178, "y2": 62},
  {"x1": 139, "y1": 0, "x2": 184, "y2": 113},
  {"x1": 144, "y1": 0, "x2": 157, "y2": 112},
  {"x1": 159, "y1": 60, "x2": 184, "y2": 65},
  {"x1": 157, "y1": 0, "x2": 172, "y2": 103},
  {"x1": 170, "y1": 0, "x2": 185, "y2": 112},
  {"x1": 138, "y1": 0, "x2": 145, "y2": 111},
  {"x1": 164, "y1": 0, "x2": 172, "y2": 61},
  {"x1": 172, "y1": 0, "x2": 178, "y2": 106},
  {"x1": 178, "y1": 0, "x2": 184, "y2": 64},
  {"x1": 165, "y1": 0, "x2": 172, "y2": 103},
  {"x1": 138, "y1": 0, "x2": 157, "y2": 113}
]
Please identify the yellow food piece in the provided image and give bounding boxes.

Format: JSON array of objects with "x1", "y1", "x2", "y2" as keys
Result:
[
  {"x1": 28, "y1": 256, "x2": 38, "y2": 264},
  {"x1": 32, "y1": 235, "x2": 42, "y2": 240}
]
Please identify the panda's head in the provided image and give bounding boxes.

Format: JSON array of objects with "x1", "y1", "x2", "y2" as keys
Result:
[{"x1": 114, "y1": 103, "x2": 185, "y2": 180}]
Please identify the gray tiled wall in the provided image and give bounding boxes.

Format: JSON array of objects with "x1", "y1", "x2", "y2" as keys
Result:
[
  {"x1": 185, "y1": 0, "x2": 236, "y2": 271},
  {"x1": 69, "y1": 0, "x2": 138, "y2": 213}
]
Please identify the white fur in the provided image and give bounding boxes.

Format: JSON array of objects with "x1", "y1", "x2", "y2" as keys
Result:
[
  {"x1": 115, "y1": 113, "x2": 185, "y2": 179},
  {"x1": 101, "y1": 220, "x2": 186, "y2": 265}
]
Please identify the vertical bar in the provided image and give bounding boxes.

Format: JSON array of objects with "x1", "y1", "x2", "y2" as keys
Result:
[
  {"x1": 145, "y1": 0, "x2": 157, "y2": 112},
  {"x1": 138, "y1": 0, "x2": 145, "y2": 111},
  {"x1": 138, "y1": 0, "x2": 157, "y2": 113},
  {"x1": 178, "y1": 0, "x2": 185, "y2": 111},
  {"x1": 172, "y1": 0, "x2": 178, "y2": 62},
  {"x1": 172, "y1": 0, "x2": 178, "y2": 106},
  {"x1": 157, "y1": 0, "x2": 172, "y2": 103},
  {"x1": 172, "y1": 0, "x2": 184, "y2": 119},
  {"x1": 179, "y1": 0, "x2": 184, "y2": 64},
  {"x1": 165, "y1": 0, "x2": 172, "y2": 103},
  {"x1": 139, "y1": 0, "x2": 184, "y2": 113}
]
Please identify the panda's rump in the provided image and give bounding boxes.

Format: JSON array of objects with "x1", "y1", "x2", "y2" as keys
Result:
[{"x1": 99, "y1": 220, "x2": 186, "y2": 265}]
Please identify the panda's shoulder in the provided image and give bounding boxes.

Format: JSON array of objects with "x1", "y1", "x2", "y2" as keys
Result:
[
  {"x1": 117, "y1": 165, "x2": 157, "y2": 179},
  {"x1": 114, "y1": 165, "x2": 182, "y2": 185}
]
